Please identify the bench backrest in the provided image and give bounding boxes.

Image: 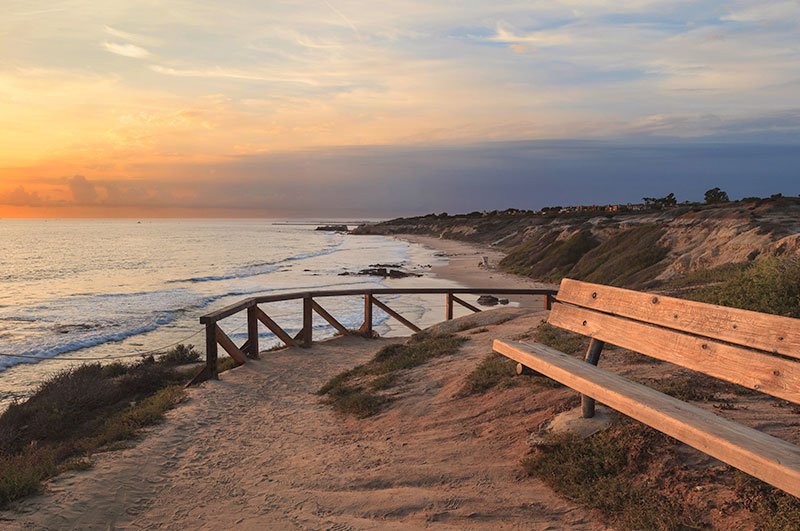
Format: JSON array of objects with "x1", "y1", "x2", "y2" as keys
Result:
[{"x1": 549, "y1": 278, "x2": 800, "y2": 404}]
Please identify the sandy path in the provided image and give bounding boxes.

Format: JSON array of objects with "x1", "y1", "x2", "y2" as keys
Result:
[{"x1": 5, "y1": 311, "x2": 606, "y2": 530}]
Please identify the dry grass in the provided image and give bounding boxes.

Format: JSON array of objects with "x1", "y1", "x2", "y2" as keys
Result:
[
  {"x1": 0, "y1": 345, "x2": 202, "y2": 509},
  {"x1": 521, "y1": 420, "x2": 701, "y2": 530},
  {"x1": 318, "y1": 332, "x2": 468, "y2": 417},
  {"x1": 457, "y1": 352, "x2": 561, "y2": 396}
]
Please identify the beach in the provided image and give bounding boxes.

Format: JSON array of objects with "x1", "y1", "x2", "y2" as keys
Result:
[
  {"x1": 394, "y1": 234, "x2": 557, "y2": 304},
  {"x1": 1, "y1": 235, "x2": 602, "y2": 530}
]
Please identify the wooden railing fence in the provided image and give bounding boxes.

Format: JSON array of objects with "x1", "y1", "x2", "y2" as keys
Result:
[{"x1": 190, "y1": 288, "x2": 557, "y2": 385}]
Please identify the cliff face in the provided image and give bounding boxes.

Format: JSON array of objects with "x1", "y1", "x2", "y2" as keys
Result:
[{"x1": 353, "y1": 198, "x2": 800, "y2": 287}]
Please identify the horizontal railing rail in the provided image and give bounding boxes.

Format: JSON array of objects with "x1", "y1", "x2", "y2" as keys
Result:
[{"x1": 189, "y1": 287, "x2": 557, "y2": 386}]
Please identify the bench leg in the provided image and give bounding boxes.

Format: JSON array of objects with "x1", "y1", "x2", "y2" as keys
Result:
[{"x1": 581, "y1": 339, "x2": 605, "y2": 418}]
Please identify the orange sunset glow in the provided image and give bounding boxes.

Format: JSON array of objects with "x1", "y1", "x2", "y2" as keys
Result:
[{"x1": 2, "y1": 1, "x2": 800, "y2": 217}]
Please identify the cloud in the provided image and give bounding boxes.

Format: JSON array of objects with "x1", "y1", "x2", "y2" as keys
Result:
[
  {"x1": 722, "y1": 2, "x2": 800, "y2": 24},
  {"x1": 487, "y1": 24, "x2": 573, "y2": 47},
  {"x1": 103, "y1": 41, "x2": 149, "y2": 58},
  {"x1": 321, "y1": 0, "x2": 360, "y2": 36},
  {"x1": 0, "y1": 186, "x2": 46, "y2": 206},
  {"x1": 103, "y1": 25, "x2": 160, "y2": 47},
  {"x1": 148, "y1": 65, "x2": 329, "y2": 86},
  {"x1": 67, "y1": 175, "x2": 98, "y2": 203}
]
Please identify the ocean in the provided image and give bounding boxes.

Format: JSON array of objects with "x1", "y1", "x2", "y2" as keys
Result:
[{"x1": 0, "y1": 219, "x2": 461, "y2": 409}]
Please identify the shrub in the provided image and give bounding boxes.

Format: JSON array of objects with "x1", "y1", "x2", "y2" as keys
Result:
[
  {"x1": 685, "y1": 256, "x2": 800, "y2": 318},
  {"x1": 157, "y1": 344, "x2": 201, "y2": 365}
]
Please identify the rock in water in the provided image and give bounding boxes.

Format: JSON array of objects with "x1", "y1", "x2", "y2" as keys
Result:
[
  {"x1": 315, "y1": 225, "x2": 348, "y2": 232},
  {"x1": 477, "y1": 295, "x2": 499, "y2": 306}
]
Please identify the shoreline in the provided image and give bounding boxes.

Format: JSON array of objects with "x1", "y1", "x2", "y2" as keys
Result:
[{"x1": 394, "y1": 234, "x2": 557, "y2": 308}]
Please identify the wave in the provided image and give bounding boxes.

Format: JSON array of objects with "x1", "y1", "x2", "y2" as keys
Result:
[
  {"x1": 171, "y1": 266, "x2": 282, "y2": 284},
  {"x1": 0, "y1": 314, "x2": 174, "y2": 369},
  {"x1": 166, "y1": 234, "x2": 345, "y2": 285},
  {"x1": 0, "y1": 278, "x2": 386, "y2": 370}
]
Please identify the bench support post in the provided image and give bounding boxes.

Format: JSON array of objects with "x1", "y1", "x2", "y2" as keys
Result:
[{"x1": 581, "y1": 339, "x2": 605, "y2": 418}]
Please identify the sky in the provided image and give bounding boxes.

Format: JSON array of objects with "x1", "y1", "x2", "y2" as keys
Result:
[{"x1": 1, "y1": 0, "x2": 799, "y2": 218}]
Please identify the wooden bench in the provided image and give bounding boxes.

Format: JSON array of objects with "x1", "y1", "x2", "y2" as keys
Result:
[{"x1": 493, "y1": 278, "x2": 800, "y2": 497}]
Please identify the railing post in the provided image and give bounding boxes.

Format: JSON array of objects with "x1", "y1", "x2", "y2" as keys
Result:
[
  {"x1": 247, "y1": 305, "x2": 259, "y2": 359},
  {"x1": 446, "y1": 293, "x2": 453, "y2": 320},
  {"x1": 581, "y1": 339, "x2": 605, "y2": 418},
  {"x1": 362, "y1": 293, "x2": 373, "y2": 337},
  {"x1": 545, "y1": 293, "x2": 553, "y2": 310},
  {"x1": 205, "y1": 322, "x2": 219, "y2": 380},
  {"x1": 302, "y1": 295, "x2": 313, "y2": 346}
]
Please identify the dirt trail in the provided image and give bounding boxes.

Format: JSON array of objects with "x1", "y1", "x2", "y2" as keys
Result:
[{"x1": 5, "y1": 310, "x2": 606, "y2": 530}]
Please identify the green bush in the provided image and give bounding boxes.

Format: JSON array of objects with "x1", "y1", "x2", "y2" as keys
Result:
[
  {"x1": 157, "y1": 344, "x2": 201, "y2": 365},
  {"x1": 685, "y1": 256, "x2": 800, "y2": 317}
]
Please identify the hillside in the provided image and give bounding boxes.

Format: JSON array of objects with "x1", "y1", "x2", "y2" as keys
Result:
[{"x1": 353, "y1": 197, "x2": 800, "y2": 289}]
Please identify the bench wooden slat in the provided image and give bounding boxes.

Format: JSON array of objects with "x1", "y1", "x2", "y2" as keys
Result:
[
  {"x1": 548, "y1": 302, "x2": 800, "y2": 404},
  {"x1": 493, "y1": 339, "x2": 800, "y2": 498},
  {"x1": 557, "y1": 278, "x2": 800, "y2": 360}
]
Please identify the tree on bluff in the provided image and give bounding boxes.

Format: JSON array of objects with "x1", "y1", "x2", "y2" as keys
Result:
[
  {"x1": 643, "y1": 193, "x2": 677, "y2": 210},
  {"x1": 704, "y1": 187, "x2": 729, "y2": 204}
]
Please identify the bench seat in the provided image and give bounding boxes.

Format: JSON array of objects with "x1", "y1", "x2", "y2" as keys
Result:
[{"x1": 494, "y1": 339, "x2": 800, "y2": 498}]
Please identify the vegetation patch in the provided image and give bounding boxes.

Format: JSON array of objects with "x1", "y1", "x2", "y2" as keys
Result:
[
  {"x1": 663, "y1": 261, "x2": 752, "y2": 292},
  {"x1": 500, "y1": 229, "x2": 599, "y2": 281},
  {"x1": 457, "y1": 353, "x2": 561, "y2": 396},
  {"x1": 0, "y1": 344, "x2": 203, "y2": 509},
  {"x1": 734, "y1": 473, "x2": 800, "y2": 530},
  {"x1": 569, "y1": 224, "x2": 670, "y2": 287},
  {"x1": 522, "y1": 420, "x2": 700, "y2": 529},
  {"x1": 522, "y1": 418, "x2": 800, "y2": 530},
  {"x1": 500, "y1": 225, "x2": 669, "y2": 287},
  {"x1": 531, "y1": 322, "x2": 589, "y2": 356},
  {"x1": 681, "y1": 256, "x2": 800, "y2": 318},
  {"x1": 318, "y1": 332, "x2": 468, "y2": 417}
]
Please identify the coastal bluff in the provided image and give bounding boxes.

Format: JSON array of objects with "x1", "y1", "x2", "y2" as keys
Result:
[{"x1": 353, "y1": 197, "x2": 800, "y2": 288}]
